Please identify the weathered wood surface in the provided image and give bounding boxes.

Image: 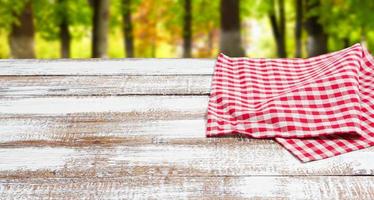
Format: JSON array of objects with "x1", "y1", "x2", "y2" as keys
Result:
[
  {"x1": 0, "y1": 59, "x2": 373, "y2": 199},
  {"x1": 1, "y1": 177, "x2": 373, "y2": 199},
  {"x1": 0, "y1": 59, "x2": 214, "y2": 75},
  {"x1": 0, "y1": 75, "x2": 211, "y2": 96}
]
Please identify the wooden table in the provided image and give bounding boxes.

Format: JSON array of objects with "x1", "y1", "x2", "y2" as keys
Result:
[{"x1": 0, "y1": 59, "x2": 373, "y2": 199}]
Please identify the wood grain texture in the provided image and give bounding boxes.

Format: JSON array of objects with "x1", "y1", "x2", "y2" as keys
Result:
[
  {"x1": 0, "y1": 141, "x2": 373, "y2": 179},
  {"x1": 1, "y1": 177, "x2": 373, "y2": 200},
  {"x1": 0, "y1": 75, "x2": 211, "y2": 97},
  {"x1": 0, "y1": 96, "x2": 373, "y2": 178},
  {"x1": 0, "y1": 59, "x2": 214, "y2": 75},
  {"x1": 0, "y1": 58, "x2": 373, "y2": 199},
  {"x1": 0, "y1": 96, "x2": 208, "y2": 116}
]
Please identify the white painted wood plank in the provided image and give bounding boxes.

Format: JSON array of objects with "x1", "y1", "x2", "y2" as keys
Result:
[
  {"x1": 0, "y1": 140, "x2": 373, "y2": 177},
  {"x1": 0, "y1": 96, "x2": 208, "y2": 115},
  {"x1": 0, "y1": 59, "x2": 215, "y2": 75},
  {"x1": 0, "y1": 176, "x2": 373, "y2": 199},
  {"x1": 0, "y1": 119, "x2": 206, "y2": 143},
  {"x1": 0, "y1": 75, "x2": 211, "y2": 96}
]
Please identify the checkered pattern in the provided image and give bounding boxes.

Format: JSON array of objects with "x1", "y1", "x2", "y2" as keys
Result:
[{"x1": 206, "y1": 43, "x2": 374, "y2": 162}]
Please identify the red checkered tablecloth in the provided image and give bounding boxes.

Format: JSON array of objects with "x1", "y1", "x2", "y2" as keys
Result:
[{"x1": 206, "y1": 44, "x2": 374, "y2": 162}]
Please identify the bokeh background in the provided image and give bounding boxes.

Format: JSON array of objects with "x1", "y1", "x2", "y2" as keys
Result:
[{"x1": 0, "y1": 0, "x2": 373, "y2": 59}]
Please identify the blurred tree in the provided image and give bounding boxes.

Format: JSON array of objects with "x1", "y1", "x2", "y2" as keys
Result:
[
  {"x1": 318, "y1": 0, "x2": 374, "y2": 50},
  {"x1": 33, "y1": 0, "x2": 91, "y2": 58},
  {"x1": 9, "y1": 0, "x2": 35, "y2": 58},
  {"x1": 133, "y1": 0, "x2": 159, "y2": 57},
  {"x1": 134, "y1": 0, "x2": 178, "y2": 57},
  {"x1": 58, "y1": 0, "x2": 71, "y2": 58},
  {"x1": 220, "y1": 0, "x2": 245, "y2": 56},
  {"x1": 183, "y1": 0, "x2": 192, "y2": 57},
  {"x1": 122, "y1": 0, "x2": 134, "y2": 57},
  {"x1": 90, "y1": 0, "x2": 110, "y2": 58},
  {"x1": 352, "y1": 0, "x2": 374, "y2": 48},
  {"x1": 304, "y1": 0, "x2": 327, "y2": 57},
  {"x1": 163, "y1": 0, "x2": 219, "y2": 57},
  {"x1": 294, "y1": 0, "x2": 303, "y2": 57},
  {"x1": 193, "y1": 0, "x2": 219, "y2": 57},
  {"x1": 268, "y1": 0, "x2": 287, "y2": 57},
  {"x1": 2, "y1": 0, "x2": 374, "y2": 59}
]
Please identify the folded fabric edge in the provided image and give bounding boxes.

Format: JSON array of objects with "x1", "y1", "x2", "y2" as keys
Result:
[
  {"x1": 274, "y1": 137, "x2": 374, "y2": 162},
  {"x1": 206, "y1": 115, "x2": 363, "y2": 139},
  {"x1": 218, "y1": 43, "x2": 361, "y2": 61}
]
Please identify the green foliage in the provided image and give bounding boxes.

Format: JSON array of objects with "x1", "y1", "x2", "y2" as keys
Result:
[
  {"x1": 193, "y1": 0, "x2": 219, "y2": 28},
  {"x1": 0, "y1": 0, "x2": 91, "y2": 40},
  {"x1": 0, "y1": 0, "x2": 28, "y2": 30},
  {"x1": 109, "y1": 0, "x2": 122, "y2": 29},
  {"x1": 316, "y1": 0, "x2": 374, "y2": 49},
  {"x1": 248, "y1": 0, "x2": 273, "y2": 18},
  {"x1": 34, "y1": 0, "x2": 91, "y2": 40},
  {"x1": 110, "y1": 0, "x2": 142, "y2": 30},
  {"x1": 1, "y1": 0, "x2": 374, "y2": 58}
]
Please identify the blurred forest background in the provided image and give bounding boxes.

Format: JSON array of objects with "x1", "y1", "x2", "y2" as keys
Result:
[{"x1": 0, "y1": 0, "x2": 373, "y2": 59}]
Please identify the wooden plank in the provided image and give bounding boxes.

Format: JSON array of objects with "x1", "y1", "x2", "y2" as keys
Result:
[
  {"x1": 0, "y1": 143, "x2": 373, "y2": 178},
  {"x1": 0, "y1": 75, "x2": 211, "y2": 97},
  {"x1": 0, "y1": 119, "x2": 206, "y2": 143},
  {"x1": 0, "y1": 96, "x2": 373, "y2": 177},
  {"x1": 0, "y1": 59, "x2": 215, "y2": 75},
  {"x1": 0, "y1": 96, "x2": 208, "y2": 117},
  {"x1": 0, "y1": 176, "x2": 373, "y2": 199},
  {"x1": 0, "y1": 141, "x2": 373, "y2": 178}
]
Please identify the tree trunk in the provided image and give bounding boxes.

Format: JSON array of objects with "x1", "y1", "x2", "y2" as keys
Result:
[
  {"x1": 59, "y1": 0, "x2": 71, "y2": 58},
  {"x1": 122, "y1": 0, "x2": 134, "y2": 58},
  {"x1": 220, "y1": 0, "x2": 245, "y2": 57},
  {"x1": 304, "y1": 0, "x2": 327, "y2": 57},
  {"x1": 208, "y1": 30, "x2": 213, "y2": 56},
  {"x1": 343, "y1": 37, "x2": 350, "y2": 48},
  {"x1": 91, "y1": 0, "x2": 109, "y2": 58},
  {"x1": 183, "y1": 0, "x2": 192, "y2": 58},
  {"x1": 279, "y1": 0, "x2": 286, "y2": 56},
  {"x1": 60, "y1": 17, "x2": 70, "y2": 58},
  {"x1": 268, "y1": 0, "x2": 287, "y2": 58},
  {"x1": 9, "y1": 1, "x2": 35, "y2": 58},
  {"x1": 295, "y1": 0, "x2": 303, "y2": 57}
]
